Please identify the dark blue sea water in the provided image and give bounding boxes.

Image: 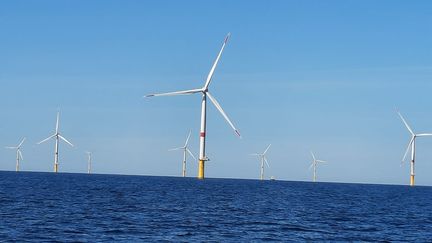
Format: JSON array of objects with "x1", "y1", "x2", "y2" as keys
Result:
[{"x1": 1, "y1": 171, "x2": 432, "y2": 242}]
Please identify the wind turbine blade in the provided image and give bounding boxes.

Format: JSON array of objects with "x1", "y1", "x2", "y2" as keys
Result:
[
  {"x1": 264, "y1": 157, "x2": 270, "y2": 168},
  {"x1": 169, "y1": 147, "x2": 184, "y2": 151},
  {"x1": 417, "y1": 133, "x2": 432, "y2": 137},
  {"x1": 397, "y1": 111, "x2": 415, "y2": 135},
  {"x1": 186, "y1": 148, "x2": 197, "y2": 161},
  {"x1": 5, "y1": 146, "x2": 16, "y2": 149},
  {"x1": 37, "y1": 134, "x2": 56, "y2": 144},
  {"x1": 59, "y1": 135, "x2": 74, "y2": 147},
  {"x1": 18, "y1": 150, "x2": 23, "y2": 160},
  {"x1": 203, "y1": 33, "x2": 231, "y2": 90},
  {"x1": 402, "y1": 136, "x2": 415, "y2": 162},
  {"x1": 310, "y1": 151, "x2": 316, "y2": 161},
  {"x1": 263, "y1": 144, "x2": 271, "y2": 155},
  {"x1": 17, "y1": 137, "x2": 26, "y2": 148},
  {"x1": 184, "y1": 130, "x2": 192, "y2": 147},
  {"x1": 250, "y1": 153, "x2": 261, "y2": 156},
  {"x1": 207, "y1": 92, "x2": 241, "y2": 137},
  {"x1": 56, "y1": 112, "x2": 60, "y2": 134},
  {"x1": 317, "y1": 160, "x2": 327, "y2": 163},
  {"x1": 145, "y1": 88, "x2": 202, "y2": 98},
  {"x1": 308, "y1": 163, "x2": 314, "y2": 170}
]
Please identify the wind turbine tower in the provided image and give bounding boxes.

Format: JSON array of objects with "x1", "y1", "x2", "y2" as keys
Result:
[
  {"x1": 5, "y1": 137, "x2": 26, "y2": 172},
  {"x1": 38, "y1": 112, "x2": 74, "y2": 173},
  {"x1": 398, "y1": 111, "x2": 432, "y2": 186},
  {"x1": 309, "y1": 151, "x2": 327, "y2": 182},
  {"x1": 86, "y1": 151, "x2": 92, "y2": 174},
  {"x1": 146, "y1": 33, "x2": 241, "y2": 179},
  {"x1": 251, "y1": 144, "x2": 271, "y2": 180},
  {"x1": 169, "y1": 131, "x2": 196, "y2": 177}
]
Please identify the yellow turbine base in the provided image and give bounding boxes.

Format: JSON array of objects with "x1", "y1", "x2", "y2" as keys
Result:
[
  {"x1": 54, "y1": 163, "x2": 58, "y2": 173},
  {"x1": 410, "y1": 175, "x2": 415, "y2": 186},
  {"x1": 198, "y1": 160, "x2": 205, "y2": 179}
]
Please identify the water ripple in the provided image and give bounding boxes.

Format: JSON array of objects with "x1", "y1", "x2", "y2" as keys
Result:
[{"x1": 1, "y1": 172, "x2": 432, "y2": 241}]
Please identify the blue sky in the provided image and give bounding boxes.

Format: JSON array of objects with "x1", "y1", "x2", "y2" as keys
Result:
[{"x1": 1, "y1": 1, "x2": 432, "y2": 185}]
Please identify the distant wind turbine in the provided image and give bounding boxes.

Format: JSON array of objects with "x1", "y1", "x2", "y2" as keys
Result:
[
  {"x1": 309, "y1": 151, "x2": 327, "y2": 182},
  {"x1": 86, "y1": 151, "x2": 92, "y2": 174},
  {"x1": 37, "y1": 112, "x2": 74, "y2": 173},
  {"x1": 398, "y1": 111, "x2": 432, "y2": 186},
  {"x1": 146, "y1": 33, "x2": 241, "y2": 179},
  {"x1": 251, "y1": 144, "x2": 271, "y2": 180},
  {"x1": 169, "y1": 131, "x2": 196, "y2": 177},
  {"x1": 5, "y1": 137, "x2": 26, "y2": 172}
]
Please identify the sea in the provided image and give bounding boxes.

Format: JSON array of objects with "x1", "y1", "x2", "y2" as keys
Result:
[{"x1": 0, "y1": 171, "x2": 431, "y2": 242}]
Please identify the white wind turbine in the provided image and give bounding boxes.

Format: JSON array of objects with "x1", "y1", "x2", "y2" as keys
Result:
[
  {"x1": 309, "y1": 151, "x2": 327, "y2": 182},
  {"x1": 146, "y1": 33, "x2": 241, "y2": 179},
  {"x1": 86, "y1": 151, "x2": 92, "y2": 174},
  {"x1": 169, "y1": 130, "x2": 196, "y2": 177},
  {"x1": 250, "y1": 144, "x2": 271, "y2": 180},
  {"x1": 37, "y1": 112, "x2": 74, "y2": 173},
  {"x1": 398, "y1": 111, "x2": 432, "y2": 186},
  {"x1": 5, "y1": 137, "x2": 26, "y2": 172}
]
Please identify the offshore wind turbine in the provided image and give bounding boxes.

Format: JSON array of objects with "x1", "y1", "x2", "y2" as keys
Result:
[
  {"x1": 37, "y1": 112, "x2": 74, "y2": 173},
  {"x1": 398, "y1": 111, "x2": 432, "y2": 186},
  {"x1": 309, "y1": 151, "x2": 327, "y2": 182},
  {"x1": 250, "y1": 144, "x2": 271, "y2": 180},
  {"x1": 169, "y1": 130, "x2": 196, "y2": 177},
  {"x1": 86, "y1": 151, "x2": 92, "y2": 174},
  {"x1": 146, "y1": 33, "x2": 241, "y2": 179},
  {"x1": 5, "y1": 137, "x2": 26, "y2": 172}
]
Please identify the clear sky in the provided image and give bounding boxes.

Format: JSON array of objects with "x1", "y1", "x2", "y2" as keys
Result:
[{"x1": 1, "y1": 0, "x2": 432, "y2": 185}]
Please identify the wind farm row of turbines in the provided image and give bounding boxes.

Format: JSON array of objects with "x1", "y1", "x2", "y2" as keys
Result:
[
  {"x1": 145, "y1": 32, "x2": 432, "y2": 186},
  {"x1": 5, "y1": 112, "x2": 93, "y2": 174},
  {"x1": 168, "y1": 130, "x2": 327, "y2": 181},
  {"x1": 4, "y1": 115, "x2": 325, "y2": 182},
  {"x1": 4, "y1": 33, "x2": 430, "y2": 185}
]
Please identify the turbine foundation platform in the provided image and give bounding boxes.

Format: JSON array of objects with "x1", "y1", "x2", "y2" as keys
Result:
[{"x1": 198, "y1": 160, "x2": 205, "y2": 179}]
